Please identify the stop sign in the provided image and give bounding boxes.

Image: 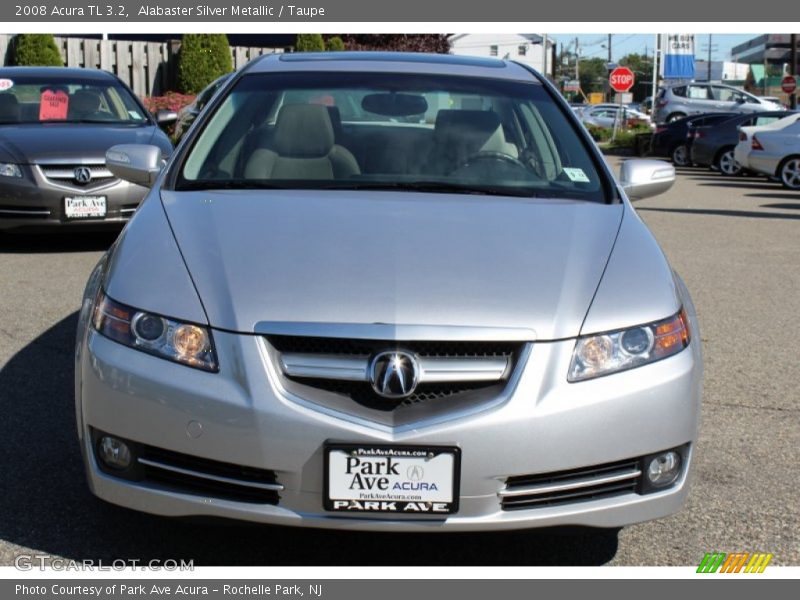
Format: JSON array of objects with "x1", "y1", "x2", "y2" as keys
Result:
[
  {"x1": 609, "y1": 67, "x2": 635, "y2": 93},
  {"x1": 781, "y1": 75, "x2": 797, "y2": 94}
]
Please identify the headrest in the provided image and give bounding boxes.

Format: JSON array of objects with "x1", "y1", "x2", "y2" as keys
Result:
[
  {"x1": 0, "y1": 94, "x2": 20, "y2": 121},
  {"x1": 273, "y1": 104, "x2": 335, "y2": 158},
  {"x1": 70, "y1": 90, "x2": 101, "y2": 114},
  {"x1": 434, "y1": 110, "x2": 503, "y2": 144}
]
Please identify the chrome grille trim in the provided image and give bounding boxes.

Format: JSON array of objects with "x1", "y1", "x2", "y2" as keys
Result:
[
  {"x1": 498, "y1": 468, "x2": 641, "y2": 498},
  {"x1": 137, "y1": 457, "x2": 285, "y2": 492},
  {"x1": 40, "y1": 165, "x2": 114, "y2": 180},
  {"x1": 280, "y1": 352, "x2": 510, "y2": 384}
]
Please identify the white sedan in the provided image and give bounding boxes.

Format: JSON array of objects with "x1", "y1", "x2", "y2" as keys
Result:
[{"x1": 734, "y1": 113, "x2": 800, "y2": 189}]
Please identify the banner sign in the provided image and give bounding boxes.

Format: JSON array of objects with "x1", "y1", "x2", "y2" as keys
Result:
[{"x1": 662, "y1": 34, "x2": 696, "y2": 79}]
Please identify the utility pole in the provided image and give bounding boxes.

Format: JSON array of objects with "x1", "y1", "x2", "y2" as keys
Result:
[
  {"x1": 651, "y1": 34, "x2": 660, "y2": 120},
  {"x1": 543, "y1": 34, "x2": 548, "y2": 79},
  {"x1": 791, "y1": 33, "x2": 797, "y2": 109},
  {"x1": 707, "y1": 34, "x2": 712, "y2": 81},
  {"x1": 606, "y1": 34, "x2": 613, "y2": 101}
]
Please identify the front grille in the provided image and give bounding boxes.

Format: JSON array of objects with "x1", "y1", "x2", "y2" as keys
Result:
[
  {"x1": 268, "y1": 335, "x2": 522, "y2": 411},
  {"x1": 92, "y1": 430, "x2": 282, "y2": 505},
  {"x1": 137, "y1": 446, "x2": 281, "y2": 504},
  {"x1": 500, "y1": 458, "x2": 642, "y2": 511},
  {"x1": 40, "y1": 164, "x2": 115, "y2": 187},
  {"x1": 0, "y1": 205, "x2": 51, "y2": 219}
]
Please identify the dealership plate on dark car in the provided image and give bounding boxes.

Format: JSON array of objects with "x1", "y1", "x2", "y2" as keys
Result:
[
  {"x1": 64, "y1": 196, "x2": 107, "y2": 219},
  {"x1": 325, "y1": 444, "x2": 460, "y2": 514}
]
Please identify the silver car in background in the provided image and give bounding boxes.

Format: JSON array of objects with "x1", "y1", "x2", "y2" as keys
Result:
[
  {"x1": 654, "y1": 82, "x2": 784, "y2": 124},
  {"x1": 0, "y1": 67, "x2": 173, "y2": 230},
  {"x1": 75, "y1": 52, "x2": 702, "y2": 532}
]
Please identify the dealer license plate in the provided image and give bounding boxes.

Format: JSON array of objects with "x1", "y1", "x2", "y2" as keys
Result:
[
  {"x1": 64, "y1": 196, "x2": 106, "y2": 219},
  {"x1": 325, "y1": 444, "x2": 460, "y2": 514}
]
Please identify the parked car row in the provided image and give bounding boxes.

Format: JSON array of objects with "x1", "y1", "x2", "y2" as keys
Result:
[
  {"x1": 654, "y1": 82, "x2": 785, "y2": 124},
  {"x1": 649, "y1": 106, "x2": 800, "y2": 190}
]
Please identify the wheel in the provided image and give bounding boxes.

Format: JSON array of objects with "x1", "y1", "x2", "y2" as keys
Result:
[
  {"x1": 671, "y1": 144, "x2": 690, "y2": 167},
  {"x1": 715, "y1": 147, "x2": 741, "y2": 176},
  {"x1": 778, "y1": 156, "x2": 800, "y2": 190},
  {"x1": 666, "y1": 113, "x2": 686, "y2": 123}
]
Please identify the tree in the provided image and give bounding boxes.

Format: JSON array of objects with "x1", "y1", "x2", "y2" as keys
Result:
[
  {"x1": 295, "y1": 34, "x2": 325, "y2": 52},
  {"x1": 578, "y1": 57, "x2": 608, "y2": 94},
  {"x1": 337, "y1": 35, "x2": 450, "y2": 54},
  {"x1": 177, "y1": 34, "x2": 233, "y2": 95},
  {"x1": 11, "y1": 34, "x2": 63, "y2": 67},
  {"x1": 326, "y1": 36, "x2": 346, "y2": 52}
]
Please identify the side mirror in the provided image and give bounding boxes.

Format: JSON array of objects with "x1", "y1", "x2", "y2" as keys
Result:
[
  {"x1": 619, "y1": 159, "x2": 675, "y2": 201},
  {"x1": 156, "y1": 109, "x2": 178, "y2": 124},
  {"x1": 106, "y1": 144, "x2": 164, "y2": 188}
]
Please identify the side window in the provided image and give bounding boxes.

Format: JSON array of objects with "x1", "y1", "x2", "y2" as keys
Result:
[
  {"x1": 671, "y1": 86, "x2": 687, "y2": 98},
  {"x1": 687, "y1": 85, "x2": 711, "y2": 100},
  {"x1": 755, "y1": 116, "x2": 779, "y2": 126}
]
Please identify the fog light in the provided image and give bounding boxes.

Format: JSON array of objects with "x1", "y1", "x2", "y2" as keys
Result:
[
  {"x1": 98, "y1": 436, "x2": 132, "y2": 470},
  {"x1": 647, "y1": 451, "x2": 681, "y2": 487}
]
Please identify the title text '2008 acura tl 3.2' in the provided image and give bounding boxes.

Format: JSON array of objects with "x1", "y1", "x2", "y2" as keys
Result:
[{"x1": 75, "y1": 53, "x2": 702, "y2": 532}]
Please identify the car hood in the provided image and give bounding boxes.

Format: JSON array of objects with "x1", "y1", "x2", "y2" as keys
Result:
[
  {"x1": 0, "y1": 123, "x2": 158, "y2": 163},
  {"x1": 160, "y1": 190, "x2": 623, "y2": 340}
]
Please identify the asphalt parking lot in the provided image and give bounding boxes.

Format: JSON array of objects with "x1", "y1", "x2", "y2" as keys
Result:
[{"x1": 0, "y1": 160, "x2": 797, "y2": 567}]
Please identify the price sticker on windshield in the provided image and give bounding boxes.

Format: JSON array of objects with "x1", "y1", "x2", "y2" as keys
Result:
[
  {"x1": 0, "y1": 79, "x2": 14, "y2": 91},
  {"x1": 39, "y1": 89, "x2": 69, "y2": 121},
  {"x1": 563, "y1": 167, "x2": 591, "y2": 183}
]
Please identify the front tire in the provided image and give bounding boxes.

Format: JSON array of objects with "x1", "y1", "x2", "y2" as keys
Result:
[
  {"x1": 671, "y1": 143, "x2": 690, "y2": 166},
  {"x1": 778, "y1": 156, "x2": 800, "y2": 190},
  {"x1": 715, "y1": 147, "x2": 741, "y2": 176}
]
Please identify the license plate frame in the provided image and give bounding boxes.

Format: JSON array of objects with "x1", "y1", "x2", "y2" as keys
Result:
[
  {"x1": 324, "y1": 443, "x2": 461, "y2": 514},
  {"x1": 64, "y1": 196, "x2": 107, "y2": 220}
]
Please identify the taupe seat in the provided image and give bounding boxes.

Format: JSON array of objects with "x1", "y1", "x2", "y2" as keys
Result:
[
  {"x1": 68, "y1": 89, "x2": 102, "y2": 120},
  {"x1": 0, "y1": 94, "x2": 20, "y2": 122},
  {"x1": 244, "y1": 104, "x2": 359, "y2": 180},
  {"x1": 426, "y1": 110, "x2": 518, "y2": 174}
]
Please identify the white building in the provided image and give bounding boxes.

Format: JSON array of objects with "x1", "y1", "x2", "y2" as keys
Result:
[{"x1": 448, "y1": 34, "x2": 555, "y2": 77}]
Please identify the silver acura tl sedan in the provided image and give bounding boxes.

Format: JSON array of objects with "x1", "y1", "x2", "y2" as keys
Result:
[
  {"x1": 0, "y1": 67, "x2": 173, "y2": 230},
  {"x1": 75, "y1": 52, "x2": 702, "y2": 532}
]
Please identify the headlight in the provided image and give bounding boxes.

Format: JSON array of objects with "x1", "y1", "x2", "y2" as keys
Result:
[
  {"x1": 568, "y1": 309, "x2": 690, "y2": 382},
  {"x1": 92, "y1": 290, "x2": 218, "y2": 372},
  {"x1": 0, "y1": 163, "x2": 22, "y2": 178}
]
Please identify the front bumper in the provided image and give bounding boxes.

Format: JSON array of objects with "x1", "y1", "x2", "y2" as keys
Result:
[
  {"x1": 76, "y1": 324, "x2": 702, "y2": 532},
  {"x1": 0, "y1": 164, "x2": 147, "y2": 230}
]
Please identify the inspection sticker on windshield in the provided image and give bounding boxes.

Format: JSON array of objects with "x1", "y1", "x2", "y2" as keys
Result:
[
  {"x1": 0, "y1": 79, "x2": 13, "y2": 91},
  {"x1": 563, "y1": 167, "x2": 591, "y2": 183},
  {"x1": 325, "y1": 444, "x2": 460, "y2": 514}
]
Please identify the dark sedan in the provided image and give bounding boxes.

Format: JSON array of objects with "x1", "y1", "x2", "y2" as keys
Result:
[
  {"x1": 0, "y1": 67, "x2": 173, "y2": 231},
  {"x1": 690, "y1": 111, "x2": 796, "y2": 176},
  {"x1": 650, "y1": 113, "x2": 736, "y2": 166}
]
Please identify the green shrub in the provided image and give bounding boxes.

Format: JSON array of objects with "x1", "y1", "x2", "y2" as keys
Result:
[
  {"x1": 12, "y1": 34, "x2": 63, "y2": 67},
  {"x1": 295, "y1": 34, "x2": 325, "y2": 52},
  {"x1": 326, "y1": 36, "x2": 346, "y2": 52},
  {"x1": 177, "y1": 34, "x2": 232, "y2": 95}
]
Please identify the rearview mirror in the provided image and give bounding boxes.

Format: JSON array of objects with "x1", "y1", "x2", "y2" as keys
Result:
[
  {"x1": 619, "y1": 159, "x2": 675, "y2": 201},
  {"x1": 362, "y1": 93, "x2": 428, "y2": 117},
  {"x1": 106, "y1": 144, "x2": 164, "y2": 188}
]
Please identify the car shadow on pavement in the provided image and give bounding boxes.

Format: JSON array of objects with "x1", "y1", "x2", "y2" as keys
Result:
[
  {"x1": 637, "y1": 206, "x2": 800, "y2": 221},
  {"x1": 696, "y1": 181, "x2": 782, "y2": 190},
  {"x1": 0, "y1": 231, "x2": 120, "y2": 254},
  {"x1": 0, "y1": 313, "x2": 619, "y2": 567}
]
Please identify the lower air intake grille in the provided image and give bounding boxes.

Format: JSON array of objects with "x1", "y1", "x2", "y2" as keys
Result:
[{"x1": 500, "y1": 458, "x2": 642, "y2": 511}]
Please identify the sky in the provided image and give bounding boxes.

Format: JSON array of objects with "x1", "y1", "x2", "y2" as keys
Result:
[{"x1": 552, "y1": 34, "x2": 759, "y2": 62}]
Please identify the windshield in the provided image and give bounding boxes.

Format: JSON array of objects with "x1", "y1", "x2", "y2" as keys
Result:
[
  {"x1": 177, "y1": 72, "x2": 608, "y2": 202},
  {"x1": 0, "y1": 74, "x2": 149, "y2": 125}
]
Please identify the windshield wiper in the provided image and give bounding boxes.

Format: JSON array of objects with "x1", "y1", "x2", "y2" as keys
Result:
[
  {"x1": 317, "y1": 180, "x2": 540, "y2": 197},
  {"x1": 176, "y1": 180, "x2": 294, "y2": 191}
]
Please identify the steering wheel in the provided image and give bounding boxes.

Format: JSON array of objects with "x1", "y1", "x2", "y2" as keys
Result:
[{"x1": 456, "y1": 150, "x2": 528, "y2": 171}]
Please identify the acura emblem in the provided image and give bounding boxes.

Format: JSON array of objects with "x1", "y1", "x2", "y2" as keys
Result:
[
  {"x1": 74, "y1": 166, "x2": 92, "y2": 184},
  {"x1": 369, "y1": 350, "x2": 420, "y2": 399}
]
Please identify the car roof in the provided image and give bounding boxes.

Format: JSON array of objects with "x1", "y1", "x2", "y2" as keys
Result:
[
  {"x1": 0, "y1": 66, "x2": 118, "y2": 81},
  {"x1": 245, "y1": 52, "x2": 540, "y2": 83}
]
